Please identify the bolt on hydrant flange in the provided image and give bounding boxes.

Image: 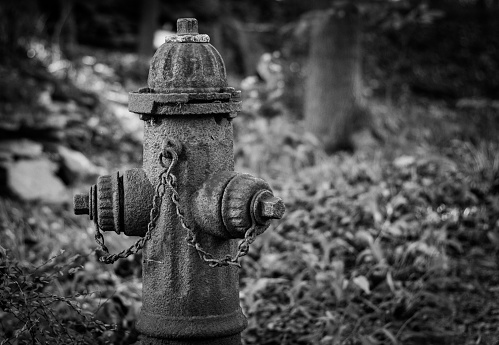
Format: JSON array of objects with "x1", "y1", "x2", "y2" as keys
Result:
[{"x1": 73, "y1": 18, "x2": 284, "y2": 345}]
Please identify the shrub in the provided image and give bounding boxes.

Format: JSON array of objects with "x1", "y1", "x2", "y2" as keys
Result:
[{"x1": 0, "y1": 249, "x2": 112, "y2": 345}]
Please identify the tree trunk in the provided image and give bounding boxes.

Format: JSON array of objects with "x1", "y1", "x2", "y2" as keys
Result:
[
  {"x1": 304, "y1": 5, "x2": 366, "y2": 153},
  {"x1": 52, "y1": 0, "x2": 76, "y2": 61},
  {"x1": 138, "y1": 0, "x2": 159, "y2": 59}
]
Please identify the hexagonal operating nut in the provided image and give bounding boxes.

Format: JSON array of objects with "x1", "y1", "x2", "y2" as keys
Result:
[
  {"x1": 177, "y1": 18, "x2": 198, "y2": 35},
  {"x1": 74, "y1": 193, "x2": 90, "y2": 215},
  {"x1": 252, "y1": 190, "x2": 285, "y2": 226},
  {"x1": 259, "y1": 195, "x2": 285, "y2": 220}
]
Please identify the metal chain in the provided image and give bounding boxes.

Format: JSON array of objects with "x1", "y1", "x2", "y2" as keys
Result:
[
  {"x1": 94, "y1": 144, "x2": 256, "y2": 267},
  {"x1": 162, "y1": 148, "x2": 258, "y2": 267},
  {"x1": 94, "y1": 150, "x2": 174, "y2": 264}
]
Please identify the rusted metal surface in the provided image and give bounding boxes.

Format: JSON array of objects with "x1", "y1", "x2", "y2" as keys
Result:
[
  {"x1": 176, "y1": 17, "x2": 199, "y2": 36},
  {"x1": 147, "y1": 19, "x2": 226, "y2": 94},
  {"x1": 73, "y1": 18, "x2": 284, "y2": 344},
  {"x1": 128, "y1": 98, "x2": 241, "y2": 116},
  {"x1": 253, "y1": 190, "x2": 286, "y2": 222},
  {"x1": 192, "y1": 172, "x2": 278, "y2": 239},
  {"x1": 74, "y1": 169, "x2": 153, "y2": 236},
  {"x1": 73, "y1": 193, "x2": 89, "y2": 215},
  {"x1": 96, "y1": 172, "x2": 120, "y2": 233},
  {"x1": 122, "y1": 169, "x2": 154, "y2": 237},
  {"x1": 137, "y1": 113, "x2": 246, "y2": 342},
  {"x1": 221, "y1": 173, "x2": 272, "y2": 238}
]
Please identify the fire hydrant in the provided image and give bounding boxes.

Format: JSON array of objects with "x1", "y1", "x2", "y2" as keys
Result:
[{"x1": 73, "y1": 18, "x2": 284, "y2": 344}]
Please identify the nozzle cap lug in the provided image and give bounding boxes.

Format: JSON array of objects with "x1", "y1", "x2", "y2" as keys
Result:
[{"x1": 74, "y1": 193, "x2": 90, "y2": 215}]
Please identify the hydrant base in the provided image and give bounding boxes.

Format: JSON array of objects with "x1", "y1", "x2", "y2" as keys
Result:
[
  {"x1": 136, "y1": 308, "x2": 247, "y2": 339},
  {"x1": 141, "y1": 334, "x2": 241, "y2": 345}
]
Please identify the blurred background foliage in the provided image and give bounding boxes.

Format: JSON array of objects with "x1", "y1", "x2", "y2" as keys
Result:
[
  {"x1": 1, "y1": 0, "x2": 499, "y2": 344},
  {"x1": 1, "y1": 0, "x2": 498, "y2": 98}
]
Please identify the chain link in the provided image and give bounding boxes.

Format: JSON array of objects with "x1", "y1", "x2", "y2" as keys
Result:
[{"x1": 94, "y1": 143, "x2": 256, "y2": 267}]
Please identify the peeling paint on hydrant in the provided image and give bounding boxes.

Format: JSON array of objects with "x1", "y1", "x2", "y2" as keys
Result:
[{"x1": 73, "y1": 18, "x2": 284, "y2": 345}]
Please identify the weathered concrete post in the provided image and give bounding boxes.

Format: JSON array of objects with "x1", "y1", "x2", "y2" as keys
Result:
[{"x1": 73, "y1": 18, "x2": 284, "y2": 344}]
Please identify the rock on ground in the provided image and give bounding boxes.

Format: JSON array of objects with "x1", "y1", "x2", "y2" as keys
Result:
[
  {"x1": 0, "y1": 159, "x2": 69, "y2": 203},
  {"x1": 109, "y1": 103, "x2": 144, "y2": 142},
  {"x1": 0, "y1": 139, "x2": 43, "y2": 160},
  {"x1": 57, "y1": 145, "x2": 104, "y2": 184}
]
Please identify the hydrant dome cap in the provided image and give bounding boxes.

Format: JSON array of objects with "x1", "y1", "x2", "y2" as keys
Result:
[{"x1": 147, "y1": 18, "x2": 227, "y2": 94}]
